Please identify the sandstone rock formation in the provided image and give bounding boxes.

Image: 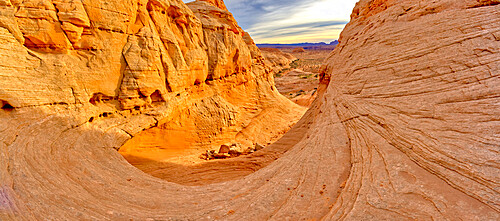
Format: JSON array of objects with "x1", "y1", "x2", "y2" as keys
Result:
[
  {"x1": 118, "y1": 0, "x2": 305, "y2": 165},
  {"x1": 0, "y1": 0, "x2": 499, "y2": 220},
  {"x1": 260, "y1": 47, "x2": 297, "y2": 74},
  {"x1": 0, "y1": 0, "x2": 304, "y2": 167},
  {"x1": 292, "y1": 47, "x2": 306, "y2": 53}
]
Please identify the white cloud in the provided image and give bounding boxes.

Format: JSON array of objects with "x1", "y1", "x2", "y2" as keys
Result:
[
  {"x1": 247, "y1": 0, "x2": 358, "y2": 43},
  {"x1": 184, "y1": 0, "x2": 359, "y2": 43}
]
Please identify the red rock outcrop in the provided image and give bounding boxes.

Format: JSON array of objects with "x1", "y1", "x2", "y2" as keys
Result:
[{"x1": 0, "y1": 0, "x2": 499, "y2": 220}]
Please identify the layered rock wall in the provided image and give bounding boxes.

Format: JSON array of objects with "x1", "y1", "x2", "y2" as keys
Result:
[
  {"x1": 0, "y1": 0, "x2": 304, "y2": 161},
  {"x1": 1, "y1": 0, "x2": 208, "y2": 108},
  {"x1": 118, "y1": 1, "x2": 304, "y2": 161}
]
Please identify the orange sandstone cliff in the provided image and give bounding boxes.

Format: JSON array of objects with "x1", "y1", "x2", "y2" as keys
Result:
[
  {"x1": 118, "y1": 0, "x2": 305, "y2": 164},
  {"x1": 0, "y1": 0, "x2": 304, "y2": 166},
  {"x1": 0, "y1": 0, "x2": 499, "y2": 220}
]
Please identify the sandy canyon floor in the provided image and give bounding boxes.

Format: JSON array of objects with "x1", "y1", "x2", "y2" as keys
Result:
[{"x1": 273, "y1": 49, "x2": 332, "y2": 107}]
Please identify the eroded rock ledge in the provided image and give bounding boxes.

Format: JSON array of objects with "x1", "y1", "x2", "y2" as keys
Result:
[
  {"x1": 0, "y1": 0, "x2": 499, "y2": 220},
  {"x1": 0, "y1": 0, "x2": 305, "y2": 160}
]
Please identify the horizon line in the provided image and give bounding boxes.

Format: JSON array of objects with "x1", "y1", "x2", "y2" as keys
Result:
[{"x1": 255, "y1": 40, "x2": 339, "y2": 45}]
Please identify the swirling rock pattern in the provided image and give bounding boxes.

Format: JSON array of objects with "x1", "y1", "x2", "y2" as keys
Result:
[{"x1": 0, "y1": 0, "x2": 499, "y2": 220}]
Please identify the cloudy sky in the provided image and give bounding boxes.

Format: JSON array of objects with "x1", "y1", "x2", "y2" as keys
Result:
[{"x1": 184, "y1": 0, "x2": 359, "y2": 44}]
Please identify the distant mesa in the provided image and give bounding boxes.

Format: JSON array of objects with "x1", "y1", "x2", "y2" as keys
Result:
[
  {"x1": 292, "y1": 47, "x2": 306, "y2": 53},
  {"x1": 257, "y1": 40, "x2": 339, "y2": 50}
]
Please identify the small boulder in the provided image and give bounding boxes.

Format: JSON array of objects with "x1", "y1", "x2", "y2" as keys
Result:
[
  {"x1": 230, "y1": 143, "x2": 245, "y2": 153},
  {"x1": 254, "y1": 143, "x2": 265, "y2": 151},
  {"x1": 218, "y1": 144, "x2": 230, "y2": 154},
  {"x1": 228, "y1": 149, "x2": 240, "y2": 155},
  {"x1": 200, "y1": 150, "x2": 217, "y2": 160}
]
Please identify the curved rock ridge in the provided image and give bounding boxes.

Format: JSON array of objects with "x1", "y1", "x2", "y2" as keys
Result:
[{"x1": 0, "y1": 0, "x2": 499, "y2": 220}]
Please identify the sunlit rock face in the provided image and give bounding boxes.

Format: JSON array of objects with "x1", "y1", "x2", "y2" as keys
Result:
[
  {"x1": 0, "y1": 0, "x2": 209, "y2": 108},
  {"x1": 118, "y1": 0, "x2": 305, "y2": 163},
  {"x1": 0, "y1": 0, "x2": 499, "y2": 220},
  {"x1": 0, "y1": 0, "x2": 304, "y2": 165}
]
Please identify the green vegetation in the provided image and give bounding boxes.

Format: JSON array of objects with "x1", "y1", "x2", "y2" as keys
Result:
[
  {"x1": 290, "y1": 59, "x2": 300, "y2": 69},
  {"x1": 288, "y1": 58, "x2": 323, "y2": 73},
  {"x1": 299, "y1": 73, "x2": 315, "y2": 79}
]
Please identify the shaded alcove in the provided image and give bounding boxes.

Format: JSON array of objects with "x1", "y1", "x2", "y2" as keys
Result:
[
  {"x1": 1, "y1": 100, "x2": 14, "y2": 111},
  {"x1": 117, "y1": 84, "x2": 325, "y2": 186}
]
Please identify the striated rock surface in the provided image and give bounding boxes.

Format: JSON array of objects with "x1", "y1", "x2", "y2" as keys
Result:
[{"x1": 0, "y1": 0, "x2": 499, "y2": 220}]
